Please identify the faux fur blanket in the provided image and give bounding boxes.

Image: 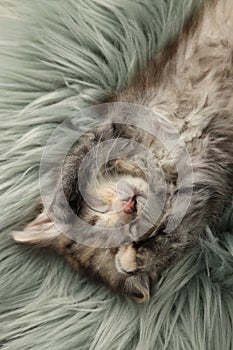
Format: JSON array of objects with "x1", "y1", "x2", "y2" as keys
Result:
[{"x1": 1, "y1": 1, "x2": 233, "y2": 349}]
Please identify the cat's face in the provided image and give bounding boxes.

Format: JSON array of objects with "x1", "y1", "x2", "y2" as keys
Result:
[{"x1": 79, "y1": 175, "x2": 148, "y2": 229}]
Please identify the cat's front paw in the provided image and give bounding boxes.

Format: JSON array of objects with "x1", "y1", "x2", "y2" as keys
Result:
[
  {"x1": 115, "y1": 244, "x2": 138, "y2": 275},
  {"x1": 115, "y1": 243, "x2": 157, "y2": 276}
]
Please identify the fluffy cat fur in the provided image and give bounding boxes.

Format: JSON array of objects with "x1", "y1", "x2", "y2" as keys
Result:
[{"x1": 14, "y1": 0, "x2": 233, "y2": 302}]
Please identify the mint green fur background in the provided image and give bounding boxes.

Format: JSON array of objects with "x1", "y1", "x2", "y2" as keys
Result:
[{"x1": 1, "y1": 1, "x2": 233, "y2": 349}]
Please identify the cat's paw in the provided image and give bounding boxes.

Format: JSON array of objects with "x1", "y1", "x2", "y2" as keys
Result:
[{"x1": 115, "y1": 244, "x2": 138, "y2": 275}]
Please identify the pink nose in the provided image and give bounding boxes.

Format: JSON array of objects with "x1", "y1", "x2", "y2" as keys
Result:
[{"x1": 123, "y1": 196, "x2": 137, "y2": 214}]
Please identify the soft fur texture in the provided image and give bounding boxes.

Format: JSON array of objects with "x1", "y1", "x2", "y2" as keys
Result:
[{"x1": 1, "y1": 0, "x2": 233, "y2": 349}]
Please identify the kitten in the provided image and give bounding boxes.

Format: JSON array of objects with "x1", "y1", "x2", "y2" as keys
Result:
[{"x1": 14, "y1": 0, "x2": 233, "y2": 302}]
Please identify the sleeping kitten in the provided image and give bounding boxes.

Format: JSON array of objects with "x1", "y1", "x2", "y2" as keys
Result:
[{"x1": 14, "y1": 0, "x2": 233, "y2": 302}]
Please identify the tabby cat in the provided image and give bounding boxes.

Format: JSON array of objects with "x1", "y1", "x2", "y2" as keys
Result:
[{"x1": 14, "y1": 0, "x2": 233, "y2": 302}]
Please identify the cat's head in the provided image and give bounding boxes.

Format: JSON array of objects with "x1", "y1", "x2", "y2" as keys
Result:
[
  {"x1": 79, "y1": 173, "x2": 148, "y2": 228},
  {"x1": 13, "y1": 125, "x2": 157, "y2": 302}
]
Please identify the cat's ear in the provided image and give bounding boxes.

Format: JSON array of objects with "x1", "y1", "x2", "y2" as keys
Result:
[
  {"x1": 125, "y1": 274, "x2": 151, "y2": 303},
  {"x1": 13, "y1": 210, "x2": 60, "y2": 246}
]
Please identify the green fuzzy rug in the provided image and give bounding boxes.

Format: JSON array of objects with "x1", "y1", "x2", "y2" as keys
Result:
[{"x1": 1, "y1": 1, "x2": 233, "y2": 349}]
